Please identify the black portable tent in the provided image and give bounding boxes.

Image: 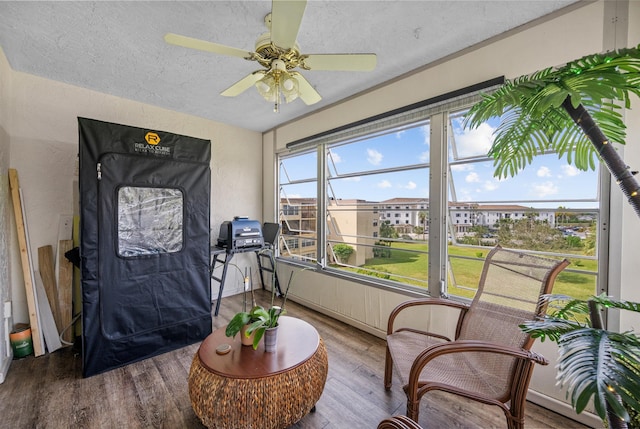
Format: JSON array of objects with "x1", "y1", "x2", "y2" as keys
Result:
[{"x1": 78, "y1": 118, "x2": 211, "y2": 377}]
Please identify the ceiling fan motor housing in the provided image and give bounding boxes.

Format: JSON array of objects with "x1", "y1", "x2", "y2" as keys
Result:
[{"x1": 255, "y1": 31, "x2": 302, "y2": 70}]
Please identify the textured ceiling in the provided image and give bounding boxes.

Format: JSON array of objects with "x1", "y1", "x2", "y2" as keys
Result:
[{"x1": 0, "y1": 1, "x2": 580, "y2": 132}]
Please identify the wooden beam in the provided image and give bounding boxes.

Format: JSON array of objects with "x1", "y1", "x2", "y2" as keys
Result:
[
  {"x1": 8, "y1": 169, "x2": 44, "y2": 356},
  {"x1": 72, "y1": 216, "x2": 81, "y2": 338},
  {"x1": 38, "y1": 245, "x2": 62, "y2": 333},
  {"x1": 57, "y1": 240, "x2": 74, "y2": 344},
  {"x1": 34, "y1": 271, "x2": 62, "y2": 353}
]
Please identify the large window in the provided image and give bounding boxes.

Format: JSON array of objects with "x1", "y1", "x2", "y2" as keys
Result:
[
  {"x1": 277, "y1": 88, "x2": 605, "y2": 300},
  {"x1": 445, "y1": 108, "x2": 600, "y2": 300}
]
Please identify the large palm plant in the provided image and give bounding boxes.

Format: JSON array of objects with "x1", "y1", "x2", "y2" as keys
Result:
[{"x1": 463, "y1": 45, "x2": 640, "y2": 428}]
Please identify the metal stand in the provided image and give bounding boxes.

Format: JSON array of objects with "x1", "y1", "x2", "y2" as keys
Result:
[
  {"x1": 210, "y1": 245, "x2": 282, "y2": 316},
  {"x1": 256, "y1": 248, "x2": 282, "y2": 296},
  {"x1": 210, "y1": 246, "x2": 234, "y2": 317}
]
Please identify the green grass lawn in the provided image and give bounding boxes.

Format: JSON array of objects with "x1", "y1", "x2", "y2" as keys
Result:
[{"x1": 361, "y1": 242, "x2": 596, "y2": 300}]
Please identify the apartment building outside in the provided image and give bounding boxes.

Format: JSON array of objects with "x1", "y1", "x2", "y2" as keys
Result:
[
  {"x1": 280, "y1": 197, "x2": 564, "y2": 264},
  {"x1": 280, "y1": 197, "x2": 379, "y2": 265}
]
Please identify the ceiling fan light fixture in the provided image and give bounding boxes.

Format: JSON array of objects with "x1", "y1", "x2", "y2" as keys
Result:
[
  {"x1": 255, "y1": 67, "x2": 300, "y2": 111},
  {"x1": 281, "y1": 72, "x2": 299, "y2": 103}
]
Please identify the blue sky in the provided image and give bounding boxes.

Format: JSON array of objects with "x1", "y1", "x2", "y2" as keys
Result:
[{"x1": 280, "y1": 115, "x2": 600, "y2": 209}]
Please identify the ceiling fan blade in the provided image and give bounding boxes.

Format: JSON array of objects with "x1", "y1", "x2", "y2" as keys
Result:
[
  {"x1": 221, "y1": 71, "x2": 266, "y2": 97},
  {"x1": 303, "y1": 54, "x2": 377, "y2": 71},
  {"x1": 270, "y1": 0, "x2": 307, "y2": 50},
  {"x1": 164, "y1": 33, "x2": 253, "y2": 59},
  {"x1": 291, "y1": 72, "x2": 321, "y2": 105}
]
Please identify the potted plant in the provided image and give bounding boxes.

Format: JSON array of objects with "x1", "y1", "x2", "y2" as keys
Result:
[
  {"x1": 225, "y1": 304, "x2": 283, "y2": 350},
  {"x1": 225, "y1": 258, "x2": 297, "y2": 350},
  {"x1": 521, "y1": 295, "x2": 640, "y2": 428}
]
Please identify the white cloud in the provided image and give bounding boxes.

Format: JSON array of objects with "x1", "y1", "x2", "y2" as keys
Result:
[
  {"x1": 457, "y1": 190, "x2": 473, "y2": 202},
  {"x1": 420, "y1": 124, "x2": 430, "y2": 146},
  {"x1": 465, "y1": 172, "x2": 480, "y2": 183},
  {"x1": 342, "y1": 177, "x2": 361, "y2": 182},
  {"x1": 483, "y1": 180, "x2": 499, "y2": 191},
  {"x1": 395, "y1": 130, "x2": 406, "y2": 139},
  {"x1": 419, "y1": 151, "x2": 429, "y2": 163},
  {"x1": 454, "y1": 122, "x2": 495, "y2": 157},
  {"x1": 537, "y1": 166, "x2": 552, "y2": 177},
  {"x1": 377, "y1": 180, "x2": 392, "y2": 188},
  {"x1": 367, "y1": 148, "x2": 383, "y2": 165},
  {"x1": 329, "y1": 150, "x2": 342, "y2": 163},
  {"x1": 404, "y1": 181, "x2": 417, "y2": 190},
  {"x1": 531, "y1": 181, "x2": 559, "y2": 197},
  {"x1": 561, "y1": 165, "x2": 580, "y2": 177}
]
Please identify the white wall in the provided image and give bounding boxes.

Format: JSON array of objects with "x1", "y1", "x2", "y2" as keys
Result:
[
  {"x1": 619, "y1": 0, "x2": 640, "y2": 331},
  {"x1": 267, "y1": 2, "x2": 639, "y2": 426},
  {"x1": 2, "y1": 48, "x2": 264, "y2": 332},
  {"x1": 0, "y1": 47, "x2": 13, "y2": 381}
]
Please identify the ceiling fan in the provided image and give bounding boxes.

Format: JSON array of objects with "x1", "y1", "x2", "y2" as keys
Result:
[{"x1": 164, "y1": 0, "x2": 377, "y2": 112}]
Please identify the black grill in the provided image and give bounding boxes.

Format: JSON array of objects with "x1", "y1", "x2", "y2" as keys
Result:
[{"x1": 217, "y1": 216, "x2": 264, "y2": 251}]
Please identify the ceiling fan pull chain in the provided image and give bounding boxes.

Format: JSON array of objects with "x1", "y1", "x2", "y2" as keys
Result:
[{"x1": 274, "y1": 78, "x2": 281, "y2": 113}]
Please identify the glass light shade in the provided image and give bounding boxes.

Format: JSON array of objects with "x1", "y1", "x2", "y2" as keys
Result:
[
  {"x1": 256, "y1": 74, "x2": 277, "y2": 102},
  {"x1": 280, "y1": 72, "x2": 299, "y2": 103},
  {"x1": 255, "y1": 68, "x2": 301, "y2": 110}
]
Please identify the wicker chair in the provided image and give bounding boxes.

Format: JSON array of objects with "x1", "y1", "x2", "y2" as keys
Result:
[
  {"x1": 384, "y1": 245, "x2": 569, "y2": 429},
  {"x1": 378, "y1": 415, "x2": 424, "y2": 429}
]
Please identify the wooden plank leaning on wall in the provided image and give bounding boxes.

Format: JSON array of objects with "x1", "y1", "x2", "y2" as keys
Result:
[{"x1": 8, "y1": 168, "x2": 44, "y2": 356}]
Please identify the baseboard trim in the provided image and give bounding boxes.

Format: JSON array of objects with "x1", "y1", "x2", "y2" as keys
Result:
[
  {"x1": 288, "y1": 294, "x2": 386, "y2": 339},
  {"x1": 527, "y1": 389, "x2": 601, "y2": 428}
]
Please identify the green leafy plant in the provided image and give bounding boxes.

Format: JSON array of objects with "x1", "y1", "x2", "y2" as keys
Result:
[
  {"x1": 464, "y1": 45, "x2": 640, "y2": 218},
  {"x1": 225, "y1": 304, "x2": 283, "y2": 349},
  {"x1": 521, "y1": 295, "x2": 640, "y2": 428},
  {"x1": 225, "y1": 255, "x2": 305, "y2": 349},
  {"x1": 356, "y1": 266, "x2": 391, "y2": 280},
  {"x1": 333, "y1": 243, "x2": 354, "y2": 263},
  {"x1": 373, "y1": 241, "x2": 392, "y2": 258}
]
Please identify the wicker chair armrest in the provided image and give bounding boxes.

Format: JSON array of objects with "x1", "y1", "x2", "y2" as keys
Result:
[
  {"x1": 393, "y1": 327, "x2": 452, "y2": 342},
  {"x1": 409, "y1": 340, "x2": 548, "y2": 386},
  {"x1": 387, "y1": 298, "x2": 469, "y2": 335},
  {"x1": 377, "y1": 415, "x2": 424, "y2": 429}
]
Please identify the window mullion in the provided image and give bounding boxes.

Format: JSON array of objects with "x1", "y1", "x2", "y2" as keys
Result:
[
  {"x1": 428, "y1": 112, "x2": 447, "y2": 297},
  {"x1": 317, "y1": 144, "x2": 328, "y2": 268}
]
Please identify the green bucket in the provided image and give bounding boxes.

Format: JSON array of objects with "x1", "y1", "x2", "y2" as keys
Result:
[{"x1": 10, "y1": 325, "x2": 33, "y2": 359}]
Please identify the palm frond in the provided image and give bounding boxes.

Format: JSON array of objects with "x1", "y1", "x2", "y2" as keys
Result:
[
  {"x1": 556, "y1": 328, "x2": 640, "y2": 421},
  {"x1": 487, "y1": 108, "x2": 552, "y2": 177},
  {"x1": 463, "y1": 45, "x2": 640, "y2": 178},
  {"x1": 590, "y1": 294, "x2": 640, "y2": 313},
  {"x1": 539, "y1": 294, "x2": 592, "y2": 320},
  {"x1": 520, "y1": 317, "x2": 585, "y2": 342}
]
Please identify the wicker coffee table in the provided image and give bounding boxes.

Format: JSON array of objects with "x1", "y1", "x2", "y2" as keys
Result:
[{"x1": 188, "y1": 316, "x2": 328, "y2": 429}]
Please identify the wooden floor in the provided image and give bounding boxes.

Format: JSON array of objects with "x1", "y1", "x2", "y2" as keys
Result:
[{"x1": 0, "y1": 290, "x2": 590, "y2": 429}]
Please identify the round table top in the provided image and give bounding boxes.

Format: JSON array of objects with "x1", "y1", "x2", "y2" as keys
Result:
[{"x1": 198, "y1": 316, "x2": 320, "y2": 379}]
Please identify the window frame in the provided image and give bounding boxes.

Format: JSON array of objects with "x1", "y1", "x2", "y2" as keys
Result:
[{"x1": 276, "y1": 79, "x2": 609, "y2": 300}]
